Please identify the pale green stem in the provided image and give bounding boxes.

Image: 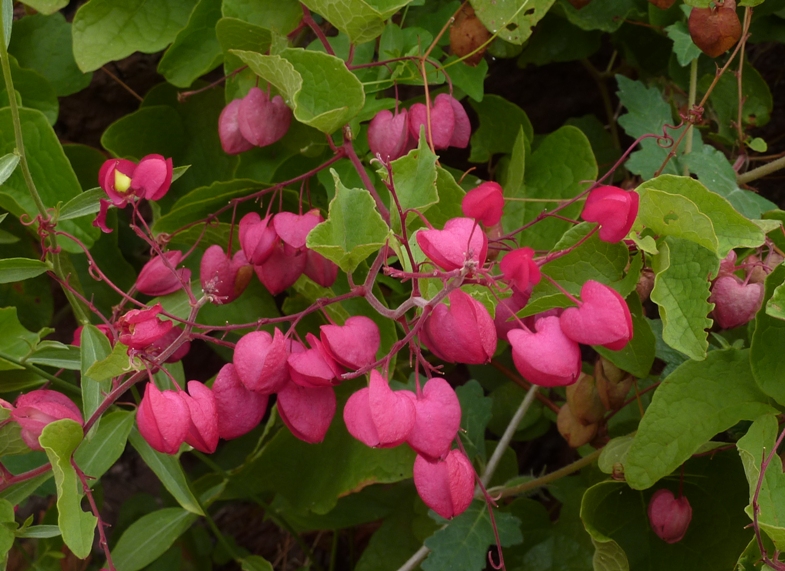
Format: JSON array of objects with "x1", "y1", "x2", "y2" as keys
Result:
[
  {"x1": 683, "y1": 58, "x2": 698, "y2": 176},
  {"x1": 0, "y1": 11, "x2": 89, "y2": 324}
]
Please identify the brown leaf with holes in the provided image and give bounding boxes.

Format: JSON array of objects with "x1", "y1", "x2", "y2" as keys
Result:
[
  {"x1": 688, "y1": 2, "x2": 742, "y2": 58},
  {"x1": 449, "y1": 5, "x2": 491, "y2": 66},
  {"x1": 648, "y1": 0, "x2": 677, "y2": 9}
]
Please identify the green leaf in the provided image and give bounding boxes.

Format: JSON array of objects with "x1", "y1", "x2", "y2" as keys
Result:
[
  {"x1": 521, "y1": 224, "x2": 631, "y2": 317},
  {"x1": 751, "y1": 264, "x2": 785, "y2": 405},
  {"x1": 0, "y1": 152, "x2": 19, "y2": 185},
  {"x1": 517, "y1": 125, "x2": 597, "y2": 250},
  {"x1": 616, "y1": 75, "x2": 685, "y2": 178},
  {"x1": 702, "y1": 62, "x2": 772, "y2": 143},
  {"x1": 72, "y1": 0, "x2": 199, "y2": 72},
  {"x1": 767, "y1": 280, "x2": 785, "y2": 321},
  {"x1": 737, "y1": 414, "x2": 785, "y2": 551},
  {"x1": 0, "y1": 306, "x2": 43, "y2": 370},
  {"x1": 85, "y1": 341, "x2": 139, "y2": 382},
  {"x1": 79, "y1": 324, "x2": 113, "y2": 423},
  {"x1": 2, "y1": 0, "x2": 11, "y2": 47},
  {"x1": 0, "y1": 421, "x2": 30, "y2": 458},
  {"x1": 517, "y1": 13, "x2": 601, "y2": 67},
  {"x1": 559, "y1": 0, "x2": 645, "y2": 33},
  {"x1": 456, "y1": 380, "x2": 493, "y2": 462},
  {"x1": 18, "y1": 0, "x2": 67, "y2": 15},
  {"x1": 0, "y1": 108, "x2": 97, "y2": 252},
  {"x1": 8, "y1": 13, "x2": 92, "y2": 96},
  {"x1": 469, "y1": 94, "x2": 533, "y2": 163},
  {"x1": 15, "y1": 524, "x2": 61, "y2": 538},
  {"x1": 221, "y1": 0, "x2": 302, "y2": 34},
  {"x1": 26, "y1": 341, "x2": 80, "y2": 369},
  {"x1": 157, "y1": 0, "x2": 223, "y2": 88},
  {"x1": 624, "y1": 348, "x2": 775, "y2": 490},
  {"x1": 650, "y1": 237, "x2": 717, "y2": 361},
  {"x1": 422, "y1": 502, "x2": 522, "y2": 571},
  {"x1": 4, "y1": 54, "x2": 59, "y2": 125},
  {"x1": 470, "y1": 0, "x2": 554, "y2": 45},
  {"x1": 0, "y1": 257, "x2": 49, "y2": 283},
  {"x1": 301, "y1": 0, "x2": 411, "y2": 44},
  {"x1": 112, "y1": 508, "x2": 198, "y2": 571},
  {"x1": 595, "y1": 294, "x2": 656, "y2": 379},
  {"x1": 241, "y1": 555, "x2": 274, "y2": 571},
  {"x1": 306, "y1": 170, "x2": 390, "y2": 273},
  {"x1": 665, "y1": 21, "x2": 701, "y2": 66},
  {"x1": 39, "y1": 419, "x2": 97, "y2": 559},
  {"x1": 444, "y1": 57, "x2": 488, "y2": 102},
  {"x1": 232, "y1": 48, "x2": 365, "y2": 134},
  {"x1": 0, "y1": 498, "x2": 13, "y2": 563},
  {"x1": 58, "y1": 188, "x2": 103, "y2": 221},
  {"x1": 581, "y1": 452, "x2": 754, "y2": 570},
  {"x1": 747, "y1": 137, "x2": 768, "y2": 153},
  {"x1": 500, "y1": 126, "x2": 527, "y2": 234},
  {"x1": 232, "y1": 383, "x2": 414, "y2": 514},
  {"x1": 216, "y1": 17, "x2": 272, "y2": 55},
  {"x1": 128, "y1": 428, "x2": 204, "y2": 515},
  {"x1": 74, "y1": 410, "x2": 134, "y2": 482},
  {"x1": 425, "y1": 166, "x2": 467, "y2": 229},
  {"x1": 384, "y1": 134, "x2": 438, "y2": 233}
]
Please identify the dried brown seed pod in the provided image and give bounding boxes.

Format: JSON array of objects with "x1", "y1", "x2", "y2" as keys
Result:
[
  {"x1": 688, "y1": 1, "x2": 742, "y2": 58},
  {"x1": 557, "y1": 403, "x2": 599, "y2": 448},
  {"x1": 449, "y1": 5, "x2": 491, "y2": 66}
]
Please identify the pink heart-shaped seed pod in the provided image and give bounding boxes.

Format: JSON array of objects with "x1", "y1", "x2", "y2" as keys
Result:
[
  {"x1": 710, "y1": 275, "x2": 764, "y2": 329},
  {"x1": 406, "y1": 378, "x2": 462, "y2": 461},
  {"x1": 239, "y1": 212, "x2": 279, "y2": 266},
  {"x1": 508, "y1": 316, "x2": 581, "y2": 387},
  {"x1": 238, "y1": 87, "x2": 292, "y2": 147},
  {"x1": 320, "y1": 315, "x2": 381, "y2": 370},
  {"x1": 580, "y1": 185, "x2": 639, "y2": 243},
  {"x1": 276, "y1": 381, "x2": 336, "y2": 444},
  {"x1": 131, "y1": 154, "x2": 174, "y2": 202},
  {"x1": 422, "y1": 289, "x2": 496, "y2": 365},
  {"x1": 648, "y1": 489, "x2": 692, "y2": 544},
  {"x1": 368, "y1": 108, "x2": 412, "y2": 162},
  {"x1": 254, "y1": 243, "x2": 307, "y2": 295},
  {"x1": 416, "y1": 217, "x2": 488, "y2": 272},
  {"x1": 135, "y1": 251, "x2": 191, "y2": 297},
  {"x1": 182, "y1": 381, "x2": 219, "y2": 454},
  {"x1": 409, "y1": 95, "x2": 455, "y2": 150},
  {"x1": 212, "y1": 364, "x2": 269, "y2": 440},
  {"x1": 218, "y1": 99, "x2": 255, "y2": 155},
  {"x1": 136, "y1": 383, "x2": 191, "y2": 455},
  {"x1": 304, "y1": 249, "x2": 338, "y2": 288},
  {"x1": 500, "y1": 248, "x2": 541, "y2": 293},
  {"x1": 200, "y1": 245, "x2": 253, "y2": 304},
  {"x1": 413, "y1": 449, "x2": 475, "y2": 519},
  {"x1": 461, "y1": 181, "x2": 504, "y2": 226},
  {"x1": 442, "y1": 94, "x2": 471, "y2": 149},
  {"x1": 287, "y1": 333, "x2": 342, "y2": 388},
  {"x1": 118, "y1": 304, "x2": 174, "y2": 350},
  {"x1": 343, "y1": 370, "x2": 416, "y2": 447},
  {"x1": 718, "y1": 250, "x2": 737, "y2": 276},
  {"x1": 273, "y1": 210, "x2": 323, "y2": 250},
  {"x1": 559, "y1": 281, "x2": 633, "y2": 351},
  {"x1": 12, "y1": 390, "x2": 84, "y2": 451},
  {"x1": 233, "y1": 329, "x2": 289, "y2": 394}
]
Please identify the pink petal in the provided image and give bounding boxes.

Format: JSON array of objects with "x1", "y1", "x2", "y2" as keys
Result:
[{"x1": 277, "y1": 381, "x2": 336, "y2": 444}]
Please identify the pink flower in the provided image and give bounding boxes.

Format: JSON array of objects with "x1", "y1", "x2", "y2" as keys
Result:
[
  {"x1": 343, "y1": 370, "x2": 416, "y2": 448},
  {"x1": 500, "y1": 248, "x2": 541, "y2": 292},
  {"x1": 233, "y1": 329, "x2": 289, "y2": 394},
  {"x1": 408, "y1": 94, "x2": 471, "y2": 150},
  {"x1": 559, "y1": 281, "x2": 633, "y2": 351},
  {"x1": 239, "y1": 213, "x2": 279, "y2": 266},
  {"x1": 200, "y1": 245, "x2": 253, "y2": 304},
  {"x1": 413, "y1": 449, "x2": 474, "y2": 519},
  {"x1": 273, "y1": 210, "x2": 323, "y2": 251},
  {"x1": 648, "y1": 489, "x2": 692, "y2": 544},
  {"x1": 253, "y1": 243, "x2": 307, "y2": 295},
  {"x1": 287, "y1": 333, "x2": 343, "y2": 388},
  {"x1": 710, "y1": 275, "x2": 763, "y2": 329},
  {"x1": 462, "y1": 181, "x2": 504, "y2": 226},
  {"x1": 320, "y1": 316, "x2": 380, "y2": 370},
  {"x1": 416, "y1": 218, "x2": 487, "y2": 272},
  {"x1": 276, "y1": 381, "x2": 336, "y2": 444},
  {"x1": 580, "y1": 186, "x2": 639, "y2": 243},
  {"x1": 405, "y1": 378, "x2": 462, "y2": 461},
  {"x1": 98, "y1": 154, "x2": 173, "y2": 206},
  {"x1": 181, "y1": 381, "x2": 219, "y2": 454},
  {"x1": 218, "y1": 99, "x2": 254, "y2": 155},
  {"x1": 238, "y1": 87, "x2": 292, "y2": 148},
  {"x1": 117, "y1": 304, "x2": 173, "y2": 350},
  {"x1": 304, "y1": 250, "x2": 338, "y2": 288},
  {"x1": 508, "y1": 316, "x2": 581, "y2": 387},
  {"x1": 368, "y1": 108, "x2": 413, "y2": 161},
  {"x1": 136, "y1": 251, "x2": 191, "y2": 297},
  {"x1": 136, "y1": 383, "x2": 190, "y2": 455},
  {"x1": 421, "y1": 289, "x2": 496, "y2": 365},
  {"x1": 212, "y1": 364, "x2": 269, "y2": 440},
  {"x1": 12, "y1": 390, "x2": 84, "y2": 451},
  {"x1": 72, "y1": 324, "x2": 114, "y2": 347}
]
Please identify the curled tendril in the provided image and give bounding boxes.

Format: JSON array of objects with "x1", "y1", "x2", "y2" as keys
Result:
[{"x1": 488, "y1": 548, "x2": 504, "y2": 570}]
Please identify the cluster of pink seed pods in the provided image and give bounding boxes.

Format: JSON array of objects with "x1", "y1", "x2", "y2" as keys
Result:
[{"x1": 218, "y1": 87, "x2": 293, "y2": 154}]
